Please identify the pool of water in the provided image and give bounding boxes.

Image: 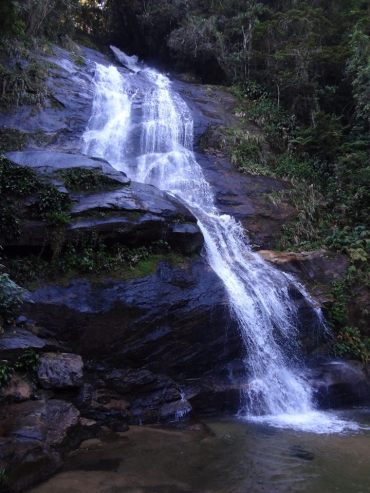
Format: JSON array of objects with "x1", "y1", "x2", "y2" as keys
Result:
[{"x1": 31, "y1": 409, "x2": 370, "y2": 493}]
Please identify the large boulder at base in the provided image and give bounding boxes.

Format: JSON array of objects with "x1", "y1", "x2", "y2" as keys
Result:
[
  {"x1": 0, "y1": 400, "x2": 81, "y2": 492},
  {"x1": 77, "y1": 367, "x2": 192, "y2": 426},
  {"x1": 37, "y1": 353, "x2": 83, "y2": 389},
  {"x1": 309, "y1": 359, "x2": 370, "y2": 408},
  {"x1": 0, "y1": 328, "x2": 61, "y2": 362}
]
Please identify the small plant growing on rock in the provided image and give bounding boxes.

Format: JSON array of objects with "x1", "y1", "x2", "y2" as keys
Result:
[
  {"x1": 0, "y1": 467, "x2": 8, "y2": 486},
  {"x1": 0, "y1": 362, "x2": 13, "y2": 387},
  {"x1": 15, "y1": 349, "x2": 40, "y2": 374},
  {"x1": 0, "y1": 273, "x2": 24, "y2": 330},
  {"x1": 59, "y1": 168, "x2": 121, "y2": 192},
  {"x1": 36, "y1": 186, "x2": 71, "y2": 219},
  {"x1": 0, "y1": 350, "x2": 40, "y2": 389}
]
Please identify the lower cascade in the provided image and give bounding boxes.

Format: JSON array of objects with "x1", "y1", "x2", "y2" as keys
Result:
[{"x1": 82, "y1": 48, "x2": 358, "y2": 433}]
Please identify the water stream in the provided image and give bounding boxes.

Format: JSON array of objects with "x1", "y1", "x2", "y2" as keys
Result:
[{"x1": 82, "y1": 49, "x2": 359, "y2": 433}]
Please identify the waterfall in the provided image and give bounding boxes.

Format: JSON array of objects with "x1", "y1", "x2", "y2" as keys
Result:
[{"x1": 82, "y1": 49, "x2": 359, "y2": 433}]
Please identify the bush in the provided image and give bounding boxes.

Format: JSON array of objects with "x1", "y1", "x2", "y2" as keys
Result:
[{"x1": 228, "y1": 130, "x2": 267, "y2": 175}]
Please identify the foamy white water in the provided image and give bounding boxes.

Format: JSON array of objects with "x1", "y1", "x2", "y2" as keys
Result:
[{"x1": 82, "y1": 48, "x2": 360, "y2": 433}]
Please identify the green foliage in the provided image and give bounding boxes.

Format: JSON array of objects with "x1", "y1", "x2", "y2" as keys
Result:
[
  {"x1": 325, "y1": 226, "x2": 370, "y2": 262},
  {"x1": 0, "y1": 58, "x2": 47, "y2": 107},
  {"x1": 0, "y1": 273, "x2": 24, "y2": 328},
  {"x1": 72, "y1": 53, "x2": 85, "y2": 66},
  {"x1": 0, "y1": 156, "x2": 72, "y2": 243},
  {"x1": 247, "y1": 94, "x2": 296, "y2": 151},
  {"x1": 5, "y1": 234, "x2": 181, "y2": 286},
  {"x1": 36, "y1": 186, "x2": 71, "y2": 219},
  {"x1": 59, "y1": 236, "x2": 155, "y2": 275},
  {"x1": 347, "y1": 20, "x2": 370, "y2": 126},
  {"x1": 0, "y1": 361, "x2": 13, "y2": 387},
  {"x1": 0, "y1": 128, "x2": 28, "y2": 152},
  {"x1": 228, "y1": 130, "x2": 267, "y2": 175},
  {"x1": 330, "y1": 280, "x2": 350, "y2": 326},
  {"x1": 0, "y1": 350, "x2": 40, "y2": 389},
  {"x1": 0, "y1": 155, "x2": 38, "y2": 196},
  {"x1": 274, "y1": 153, "x2": 315, "y2": 182},
  {"x1": 334, "y1": 326, "x2": 370, "y2": 365},
  {"x1": 58, "y1": 167, "x2": 122, "y2": 192},
  {"x1": 14, "y1": 349, "x2": 40, "y2": 373},
  {"x1": 0, "y1": 467, "x2": 8, "y2": 486}
]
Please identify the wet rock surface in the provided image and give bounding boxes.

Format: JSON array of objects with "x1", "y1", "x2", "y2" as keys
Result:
[
  {"x1": 309, "y1": 360, "x2": 370, "y2": 408},
  {"x1": 37, "y1": 353, "x2": 83, "y2": 389},
  {"x1": 22, "y1": 258, "x2": 241, "y2": 374},
  {"x1": 5, "y1": 150, "x2": 131, "y2": 186},
  {"x1": 0, "y1": 328, "x2": 60, "y2": 362},
  {"x1": 0, "y1": 399, "x2": 81, "y2": 492},
  {"x1": 0, "y1": 45, "x2": 110, "y2": 153}
]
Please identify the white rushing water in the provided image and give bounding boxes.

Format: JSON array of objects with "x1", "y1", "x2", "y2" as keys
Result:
[{"x1": 82, "y1": 49, "x2": 359, "y2": 433}]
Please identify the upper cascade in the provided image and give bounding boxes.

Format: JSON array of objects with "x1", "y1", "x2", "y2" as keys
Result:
[{"x1": 82, "y1": 46, "x2": 359, "y2": 433}]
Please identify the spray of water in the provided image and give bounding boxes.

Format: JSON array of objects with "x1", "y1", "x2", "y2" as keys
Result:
[{"x1": 82, "y1": 49, "x2": 359, "y2": 433}]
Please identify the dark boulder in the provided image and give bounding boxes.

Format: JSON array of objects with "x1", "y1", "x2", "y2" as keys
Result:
[
  {"x1": 1, "y1": 374, "x2": 34, "y2": 403},
  {"x1": 0, "y1": 328, "x2": 60, "y2": 362},
  {"x1": 0, "y1": 399, "x2": 81, "y2": 492},
  {"x1": 309, "y1": 360, "x2": 370, "y2": 408},
  {"x1": 77, "y1": 367, "x2": 192, "y2": 426},
  {"x1": 37, "y1": 353, "x2": 84, "y2": 390}
]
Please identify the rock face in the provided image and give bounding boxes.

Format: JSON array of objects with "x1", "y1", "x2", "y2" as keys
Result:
[
  {"x1": 37, "y1": 353, "x2": 83, "y2": 389},
  {"x1": 0, "y1": 41, "x2": 366, "y2": 492},
  {"x1": 0, "y1": 45, "x2": 108, "y2": 153},
  {"x1": 0, "y1": 399, "x2": 81, "y2": 492},
  {"x1": 23, "y1": 258, "x2": 241, "y2": 375}
]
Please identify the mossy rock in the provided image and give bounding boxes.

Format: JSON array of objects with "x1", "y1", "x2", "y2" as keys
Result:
[{"x1": 57, "y1": 167, "x2": 124, "y2": 193}]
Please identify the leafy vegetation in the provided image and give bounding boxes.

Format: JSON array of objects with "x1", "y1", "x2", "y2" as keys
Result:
[
  {"x1": 0, "y1": 274, "x2": 24, "y2": 331},
  {"x1": 0, "y1": 156, "x2": 72, "y2": 242},
  {"x1": 58, "y1": 167, "x2": 122, "y2": 192},
  {"x1": 0, "y1": 468, "x2": 8, "y2": 486},
  {"x1": 0, "y1": 58, "x2": 47, "y2": 107},
  {"x1": 5, "y1": 234, "x2": 186, "y2": 287},
  {"x1": 334, "y1": 327, "x2": 370, "y2": 366},
  {"x1": 0, "y1": 350, "x2": 40, "y2": 388}
]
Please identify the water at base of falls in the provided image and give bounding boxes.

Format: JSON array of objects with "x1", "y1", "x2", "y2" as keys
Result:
[{"x1": 82, "y1": 48, "x2": 360, "y2": 434}]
